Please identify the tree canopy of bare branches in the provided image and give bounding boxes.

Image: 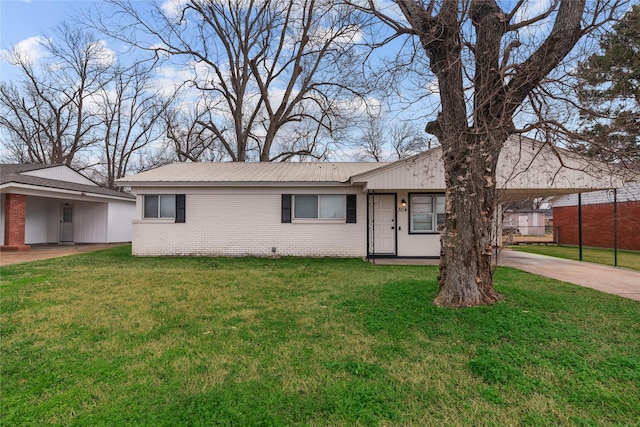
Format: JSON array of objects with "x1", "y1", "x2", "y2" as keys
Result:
[
  {"x1": 0, "y1": 24, "x2": 175, "y2": 188},
  {"x1": 94, "y1": 62, "x2": 174, "y2": 189},
  {"x1": 357, "y1": 118, "x2": 431, "y2": 161},
  {"x1": 0, "y1": 24, "x2": 107, "y2": 167},
  {"x1": 89, "y1": 0, "x2": 374, "y2": 162}
]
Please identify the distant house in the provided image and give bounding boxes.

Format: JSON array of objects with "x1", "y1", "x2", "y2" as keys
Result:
[
  {"x1": 117, "y1": 136, "x2": 624, "y2": 259},
  {"x1": 552, "y1": 181, "x2": 640, "y2": 251},
  {"x1": 502, "y1": 210, "x2": 549, "y2": 236},
  {"x1": 1, "y1": 164, "x2": 135, "y2": 251}
]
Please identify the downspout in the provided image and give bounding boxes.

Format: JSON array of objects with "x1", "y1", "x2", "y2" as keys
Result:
[
  {"x1": 366, "y1": 190, "x2": 371, "y2": 260},
  {"x1": 371, "y1": 190, "x2": 375, "y2": 264}
]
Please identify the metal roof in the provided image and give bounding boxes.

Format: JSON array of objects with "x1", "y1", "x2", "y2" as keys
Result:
[
  {"x1": 117, "y1": 162, "x2": 386, "y2": 185},
  {"x1": 1, "y1": 164, "x2": 135, "y2": 199}
]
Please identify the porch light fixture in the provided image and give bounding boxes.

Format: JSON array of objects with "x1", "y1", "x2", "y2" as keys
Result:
[{"x1": 401, "y1": 199, "x2": 407, "y2": 208}]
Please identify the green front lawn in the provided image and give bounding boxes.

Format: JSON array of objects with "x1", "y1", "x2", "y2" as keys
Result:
[
  {"x1": 510, "y1": 245, "x2": 640, "y2": 271},
  {"x1": 2, "y1": 246, "x2": 639, "y2": 426}
]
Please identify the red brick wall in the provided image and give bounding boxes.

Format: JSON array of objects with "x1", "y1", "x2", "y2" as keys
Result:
[
  {"x1": 553, "y1": 201, "x2": 640, "y2": 251},
  {"x1": 3, "y1": 193, "x2": 27, "y2": 246}
]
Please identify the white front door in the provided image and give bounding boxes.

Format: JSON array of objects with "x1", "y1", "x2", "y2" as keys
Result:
[
  {"x1": 59, "y1": 203, "x2": 74, "y2": 243},
  {"x1": 369, "y1": 194, "x2": 396, "y2": 255}
]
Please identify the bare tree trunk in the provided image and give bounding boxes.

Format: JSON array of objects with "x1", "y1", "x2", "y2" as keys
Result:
[{"x1": 436, "y1": 133, "x2": 505, "y2": 307}]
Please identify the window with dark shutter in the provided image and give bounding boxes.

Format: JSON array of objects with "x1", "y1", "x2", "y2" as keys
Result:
[
  {"x1": 175, "y1": 194, "x2": 186, "y2": 223},
  {"x1": 281, "y1": 194, "x2": 292, "y2": 223},
  {"x1": 346, "y1": 194, "x2": 356, "y2": 223}
]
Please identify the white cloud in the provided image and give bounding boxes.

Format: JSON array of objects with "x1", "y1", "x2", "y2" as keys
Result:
[
  {"x1": 1, "y1": 36, "x2": 47, "y2": 65},
  {"x1": 155, "y1": 63, "x2": 197, "y2": 98},
  {"x1": 93, "y1": 40, "x2": 116, "y2": 67},
  {"x1": 160, "y1": 0, "x2": 189, "y2": 19},
  {"x1": 308, "y1": 24, "x2": 364, "y2": 48}
]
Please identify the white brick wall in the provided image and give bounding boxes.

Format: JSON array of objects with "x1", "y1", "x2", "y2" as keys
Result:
[{"x1": 131, "y1": 186, "x2": 367, "y2": 257}]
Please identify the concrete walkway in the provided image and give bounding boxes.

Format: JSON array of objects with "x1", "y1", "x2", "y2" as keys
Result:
[
  {"x1": 0, "y1": 243, "x2": 128, "y2": 267},
  {"x1": 497, "y1": 249, "x2": 640, "y2": 301}
]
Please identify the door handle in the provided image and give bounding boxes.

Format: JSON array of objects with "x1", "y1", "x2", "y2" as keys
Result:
[{"x1": 391, "y1": 226, "x2": 395, "y2": 229}]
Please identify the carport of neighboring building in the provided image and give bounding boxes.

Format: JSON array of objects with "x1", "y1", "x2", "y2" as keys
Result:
[{"x1": 1, "y1": 164, "x2": 135, "y2": 250}]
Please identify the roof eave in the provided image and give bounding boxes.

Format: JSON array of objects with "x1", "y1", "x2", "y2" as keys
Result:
[
  {"x1": 1, "y1": 182, "x2": 135, "y2": 201},
  {"x1": 116, "y1": 180, "x2": 359, "y2": 187}
]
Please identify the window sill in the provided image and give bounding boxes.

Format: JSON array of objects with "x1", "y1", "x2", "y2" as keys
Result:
[
  {"x1": 292, "y1": 218, "x2": 346, "y2": 224},
  {"x1": 134, "y1": 218, "x2": 176, "y2": 224}
]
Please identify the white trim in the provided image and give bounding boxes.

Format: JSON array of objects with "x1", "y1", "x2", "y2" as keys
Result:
[
  {"x1": 133, "y1": 218, "x2": 175, "y2": 225},
  {"x1": 0, "y1": 183, "x2": 134, "y2": 202},
  {"x1": 291, "y1": 218, "x2": 347, "y2": 224},
  {"x1": 121, "y1": 181, "x2": 354, "y2": 188}
]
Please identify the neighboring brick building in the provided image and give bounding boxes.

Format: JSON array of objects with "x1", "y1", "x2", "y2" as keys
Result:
[{"x1": 552, "y1": 182, "x2": 640, "y2": 251}]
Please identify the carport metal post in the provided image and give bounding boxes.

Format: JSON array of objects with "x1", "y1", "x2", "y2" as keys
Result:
[
  {"x1": 578, "y1": 193, "x2": 583, "y2": 261},
  {"x1": 614, "y1": 188, "x2": 618, "y2": 267}
]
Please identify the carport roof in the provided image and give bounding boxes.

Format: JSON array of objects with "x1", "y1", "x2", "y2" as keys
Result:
[{"x1": 1, "y1": 164, "x2": 135, "y2": 200}]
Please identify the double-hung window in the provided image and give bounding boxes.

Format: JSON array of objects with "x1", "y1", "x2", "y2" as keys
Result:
[
  {"x1": 409, "y1": 193, "x2": 445, "y2": 233},
  {"x1": 294, "y1": 195, "x2": 345, "y2": 219},
  {"x1": 143, "y1": 195, "x2": 186, "y2": 222},
  {"x1": 281, "y1": 194, "x2": 356, "y2": 223}
]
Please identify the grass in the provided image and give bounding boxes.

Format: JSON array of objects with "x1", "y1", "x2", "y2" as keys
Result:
[
  {"x1": 510, "y1": 245, "x2": 640, "y2": 271},
  {"x1": 1, "y1": 245, "x2": 639, "y2": 426}
]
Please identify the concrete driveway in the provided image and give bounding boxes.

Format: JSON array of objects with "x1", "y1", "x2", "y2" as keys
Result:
[
  {"x1": 498, "y1": 249, "x2": 640, "y2": 301},
  {"x1": 374, "y1": 249, "x2": 640, "y2": 301},
  {"x1": 0, "y1": 243, "x2": 128, "y2": 267}
]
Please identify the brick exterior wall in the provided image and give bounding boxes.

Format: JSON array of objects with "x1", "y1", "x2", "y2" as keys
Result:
[
  {"x1": 131, "y1": 189, "x2": 368, "y2": 257},
  {"x1": 553, "y1": 201, "x2": 640, "y2": 251},
  {"x1": 1, "y1": 193, "x2": 30, "y2": 251}
]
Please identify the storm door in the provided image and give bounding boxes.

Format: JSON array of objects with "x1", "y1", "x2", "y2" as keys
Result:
[{"x1": 368, "y1": 194, "x2": 396, "y2": 255}]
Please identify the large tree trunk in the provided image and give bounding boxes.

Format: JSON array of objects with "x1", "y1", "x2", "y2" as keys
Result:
[
  {"x1": 435, "y1": 133, "x2": 505, "y2": 307},
  {"x1": 376, "y1": 0, "x2": 591, "y2": 307}
]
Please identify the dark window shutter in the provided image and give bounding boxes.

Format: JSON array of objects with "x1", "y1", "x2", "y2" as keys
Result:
[
  {"x1": 346, "y1": 194, "x2": 356, "y2": 223},
  {"x1": 175, "y1": 194, "x2": 186, "y2": 223},
  {"x1": 282, "y1": 194, "x2": 292, "y2": 223}
]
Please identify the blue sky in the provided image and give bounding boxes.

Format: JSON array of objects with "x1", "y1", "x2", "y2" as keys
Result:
[
  {"x1": 0, "y1": 0, "x2": 610, "y2": 156},
  {"x1": 0, "y1": 1, "x2": 99, "y2": 79},
  {"x1": 1, "y1": 1, "x2": 79, "y2": 44}
]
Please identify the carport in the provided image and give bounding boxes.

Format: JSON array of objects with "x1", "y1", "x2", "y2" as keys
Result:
[{"x1": 1, "y1": 164, "x2": 135, "y2": 251}]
